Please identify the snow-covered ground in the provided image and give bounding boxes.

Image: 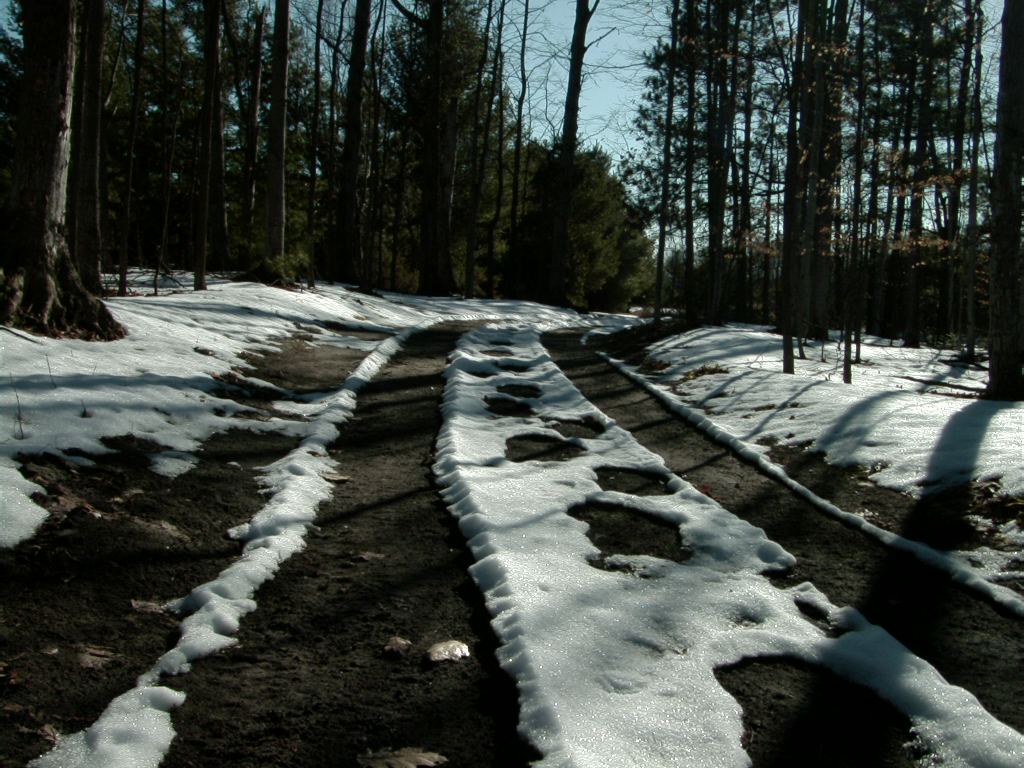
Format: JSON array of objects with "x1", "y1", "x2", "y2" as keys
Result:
[
  {"x1": 594, "y1": 324, "x2": 1023, "y2": 615},
  {"x1": 628, "y1": 324, "x2": 1023, "y2": 499},
  {"x1": 437, "y1": 325, "x2": 1024, "y2": 768},
  {"x1": 3, "y1": 281, "x2": 1022, "y2": 767}
]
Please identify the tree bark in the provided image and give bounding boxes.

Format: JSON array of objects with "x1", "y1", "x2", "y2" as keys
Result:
[
  {"x1": 986, "y1": 0, "x2": 1024, "y2": 400},
  {"x1": 72, "y1": 0, "x2": 106, "y2": 296},
  {"x1": 654, "y1": 0, "x2": 681, "y2": 325},
  {"x1": 266, "y1": 0, "x2": 290, "y2": 264},
  {"x1": 194, "y1": 0, "x2": 222, "y2": 291},
  {"x1": 337, "y1": 0, "x2": 373, "y2": 283},
  {"x1": 119, "y1": 0, "x2": 147, "y2": 297},
  {"x1": 1, "y1": 0, "x2": 123, "y2": 339},
  {"x1": 550, "y1": 0, "x2": 598, "y2": 306}
]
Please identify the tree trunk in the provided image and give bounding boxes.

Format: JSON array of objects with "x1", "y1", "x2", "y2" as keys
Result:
[
  {"x1": 337, "y1": 0, "x2": 373, "y2": 283},
  {"x1": 550, "y1": 0, "x2": 598, "y2": 306},
  {"x1": 194, "y1": 0, "x2": 221, "y2": 291},
  {"x1": 72, "y1": 0, "x2": 106, "y2": 296},
  {"x1": 986, "y1": 0, "x2": 1024, "y2": 400},
  {"x1": 654, "y1": 0, "x2": 681, "y2": 326},
  {"x1": 307, "y1": 0, "x2": 325, "y2": 288},
  {"x1": 462, "y1": 0, "x2": 496, "y2": 298},
  {"x1": 266, "y1": 0, "x2": 290, "y2": 264},
  {"x1": 119, "y1": 0, "x2": 146, "y2": 297},
  {"x1": 507, "y1": 0, "x2": 530, "y2": 294},
  {"x1": 1, "y1": 0, "x2": 123, "y2": 339}
]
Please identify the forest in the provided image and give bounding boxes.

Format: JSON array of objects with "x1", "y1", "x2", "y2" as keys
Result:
[{"x1": 0, "y1": 0, "x2": 1020, "y2": 398}]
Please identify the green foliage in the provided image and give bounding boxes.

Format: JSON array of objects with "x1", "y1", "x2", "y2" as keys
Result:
[{"x1": 510, "y1": 145, "x2": 654, "y2": 312}]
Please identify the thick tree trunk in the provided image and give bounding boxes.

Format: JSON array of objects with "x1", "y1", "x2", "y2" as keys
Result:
[
  {"x1": 1, "y1": 0, "x2": 122, "y2": 339},
  {"x1": 987, "y1": 0, "x2": 1024, "y2": 400}
]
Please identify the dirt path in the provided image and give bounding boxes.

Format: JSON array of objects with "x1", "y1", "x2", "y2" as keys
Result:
[
  {"x1": 545, "y1": 329, "x2": 1024, "y2": 766},
  {"x1": 160, "y1": 322, "x2": 532, "y2": 767},
  {"x1": 3, "y1": 323, "x2": 1021, "y2": 768}
]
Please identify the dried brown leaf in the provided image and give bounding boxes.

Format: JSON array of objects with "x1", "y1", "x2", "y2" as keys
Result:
[{"x1": 357, "y1": 747, "x2": 448, "y2": 768}]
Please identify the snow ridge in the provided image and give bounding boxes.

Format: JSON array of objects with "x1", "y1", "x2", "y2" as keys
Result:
[
  {"x1": 28, "y1": 321, "x2": 434, "y2": 768},
  {"x1": 601, "y1": 352, "x2": 1024, "y2": 620},
  {"x1": 434, "y1": 325, "x2": 1024, "y2": 768}
]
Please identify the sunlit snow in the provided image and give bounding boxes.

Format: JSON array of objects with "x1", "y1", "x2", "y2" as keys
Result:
[{"x1": 4, "y1": 280, "x2": 1022, "y2": 767}]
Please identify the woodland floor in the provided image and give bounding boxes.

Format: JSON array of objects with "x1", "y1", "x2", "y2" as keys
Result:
[{"x1": 1, "y1": 323, "x2": 1021, "y2": 767}]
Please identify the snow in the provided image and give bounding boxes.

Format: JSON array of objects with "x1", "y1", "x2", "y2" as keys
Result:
[
  {"x1": 598, "y1": 323, "x2": 1024, "y2": 606},
  {"x1": 4, "y1": 282, "x2": 1022, "y2": 767},
  {"x1": 435, "y1": 325, "x2": 1024, "y2": 768},
  {"x1": 633, "y1": 324, "x2": 1023, "y2": 497}
]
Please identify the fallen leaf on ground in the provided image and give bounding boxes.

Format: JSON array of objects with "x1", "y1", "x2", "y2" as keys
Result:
[
  {"x1": 425, "y1": 640, "x2": 470, "y2": 663},
  {"x1": 383, "y1": 636, "x2": 413, "y2": 658},
  {"x1": 38, "y1": 724, "x2": 60, "y2": 745},
  {"x1": 357, "y1": 747, "x2": 448, "y2": 767},
  {"x1": 130, "y1": 599, "x2": 167, "y2": 614},
  {"x1": 322, "y1": 472, "x2": 351, "y2": 483},
  {"x1": 353, "y1": 551, "x2": 386, "y2": 562},
  {"x1": 77, "y1": 645, "x2": 118, "y2": 669}
]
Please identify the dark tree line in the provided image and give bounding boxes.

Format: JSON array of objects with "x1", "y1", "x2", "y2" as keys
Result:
[
  {"x1": 629, "y1": 0, "x2": 1022, "y2": 398},
  {"x1": 0, "y1": 0, "x2": 653, "y2": 343},
  {"x1": 0, "y1": 0, "x2": 1019, "y2": 397}
]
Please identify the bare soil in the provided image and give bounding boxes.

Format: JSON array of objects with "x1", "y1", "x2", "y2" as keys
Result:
[{"x1": 1, "y1": 324, "x2": 1021, "y2": 768}]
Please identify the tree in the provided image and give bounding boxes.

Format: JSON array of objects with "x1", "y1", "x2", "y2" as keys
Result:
[
  {"x1": 337, "y1": 0, "x2": 374, "y2": 282},
  {"x1": 653, "y1": 0, "x2": 681, "y2": 325},
  {"x1": 549, "y1": 0, "x2": 597, "y2": 307},
  {"x1": 0, "y1": 0, "x2": 122, "y2": 339},
  {"x1": 986, "y1": 0, "x2": 1023, "y2": 400},
  {"x1": 194, "y1": 0, "x2": 222, "y2": 291},
  {"x1": 266, "y1": 0, "x2": 290, "y2": 265}
]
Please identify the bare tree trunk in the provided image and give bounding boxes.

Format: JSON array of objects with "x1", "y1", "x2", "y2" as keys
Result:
[
  {"x1": 72, "y1": 0, "x2": 106, "y2": 296},
  {"x1": 119, "y1": 0, "x2": 146, "y2": 297},
  {"x1": 1, "y1": 0, "x2": 122, "y2": 339},
  {"x1": 337, "y1": 0, "x2": 373, "y2": 283},
  {"x1": 462, "y1": 0, "x2": 497, "y2": 298},
  {"x1": 194, "y1": 0, "x2": 221, "y2": 291},
  {"x1": 266, "y1": 0, "x2": 290, "y2": 264},
  {"x1": 507, "y1": 0, "x2": 530, "y2": 294},
  {"x1": 986, "y1": 0, "x2": 1024, "y2": 400},
  {"x1": 550, "y1": 0, "x2": 598, "y2": 306},
  {"x1": 307, "y1": 0, "x2": 325, "y2": 288},
  {"x1": 963, "y1": 0, "x2": 983, "y2": 360},
  {"x1": 654, "y1": 0, "x2": 681, "y2": 326}
]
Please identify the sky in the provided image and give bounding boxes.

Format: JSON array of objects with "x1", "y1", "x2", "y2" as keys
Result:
[{"x1": 3, "y1": 275, "x2": 1023, "y2": 767}]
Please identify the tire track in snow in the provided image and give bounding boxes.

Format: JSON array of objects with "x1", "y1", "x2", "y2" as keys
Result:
[{"x1": 544, "y1": 328, "x2": 1024, "y2": 737}]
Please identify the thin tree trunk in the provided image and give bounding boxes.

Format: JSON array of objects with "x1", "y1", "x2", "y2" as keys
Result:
[
  {"x1": 266, "y1": 0, "x2": 290, "y2": 264},
  {"x1": 507, "y1": 0, "x2": 530, "y2": 294},
  {"x1": 463, "y1": 0, "x2": 497, "y2": 298},
  {"x1": 119, "y1": 0, "x2": 146, "y2": 297},
  {"x1": 307, "y1": 0, "x2": 325, "y2": 288},
  {"x1": 337, "y1": 0, "x2": 373, "y2": 283},
  {"x1": 194, "y1": 0, "x2": 221, "y2": 291},
  {"x1": 550, "y1": 0, "x2": 598, "y2": 306},
  {"x1": 73, "y1": 0, "x2": 106, "y2": 295}
]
